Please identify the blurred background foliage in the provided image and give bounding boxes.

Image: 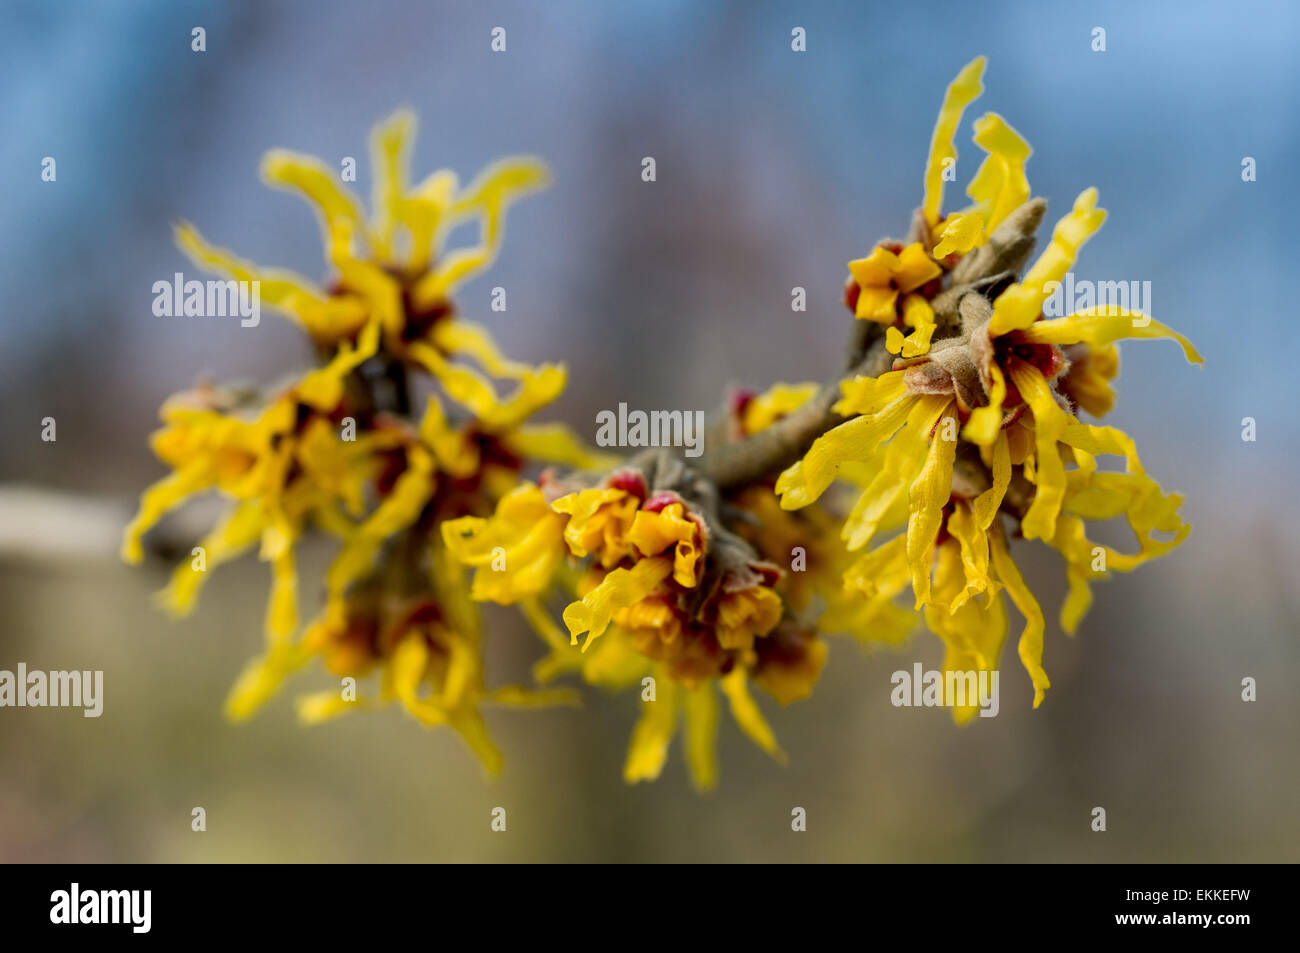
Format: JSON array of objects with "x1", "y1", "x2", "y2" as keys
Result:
[{"x1": 1, "y1": 0, "x2": 1297, "y2": 862}]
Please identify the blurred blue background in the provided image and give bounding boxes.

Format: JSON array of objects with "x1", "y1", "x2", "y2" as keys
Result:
[{"x1": 1, "y1": 0, "x2": 1296, "y2": 862}]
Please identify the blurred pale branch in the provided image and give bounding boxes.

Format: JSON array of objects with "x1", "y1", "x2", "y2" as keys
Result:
[{"x1": 0, "y1": 484, "x2": 211, "y2": 563}]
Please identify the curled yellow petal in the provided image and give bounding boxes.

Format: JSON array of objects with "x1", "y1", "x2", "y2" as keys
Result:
[
  {"x1": 261, "y1": 149, "x2": 367, "y2": 243},
  {"x1": 173, "y1": 222, "x2": 368, "y2": 340},
  {"x1": 989, "y1": 188, "x2": 1107, "y2": 335},
  {"x1": 966, "y1": 112, "x2": 1031, "y2": 235},
  {"x1": 923, "y1": 56, "x2": 986, "y2": 225},
  {"x1": 715, "y1": 585, "x2": 783, "y2": 651},
  {"x1": 972, "y1": 429, "x2": 1011, "y2": 530},
  {"x1": 562, "y1": 556, "x2": 672, "y2": 650},
  {"x1": 1018, "y1": 307, "x2": 1202, "y2": 365},
  {"x1": 962, "y1": 359, "x2": 1007, "y2": 448},
  {"x1": 409, "y1": 342, "x2": 566, "y2": 432},
  {"x1": 933, "y1": 212, "x2": 985, "y2": 257},
  {"x1": 834, "y1": 370, "x2": 908, "y2": 417},
  {"x1": 988, "y1": 527, "x2": 1050, "y2": 707},
  {"x1": 121, "y1": 461, "x2": 213, "y2": 564},
  {"x1": 1008, "y1": 360, "x2": 1073, "y2": 541},
  {"x1": 842, "y1": 393, "x2": 948, "y2": 551},
  {"x1": 440, "y1": 483, "x2": 567, "y2": 604},
  {"x1": 412, "y1": 157, "x2": 550, "y2": 307},
  {"x1": 156, "y1": 499, "x2": 264, "y2": 617},
  {"x1": 776, "y1": 396, "x2": 913, "y2": 509},
  {"x1": 906, "y1": 402, "x2": 957, "y2": 607},
  {"x1": 627, "y1": 503, "x2": 702, "y2": 587}
]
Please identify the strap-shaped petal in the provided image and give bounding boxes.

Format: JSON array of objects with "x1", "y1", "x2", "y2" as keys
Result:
[
  {"x1": 989, "y1": 188, "x2": 1107, "y2": 335},
  {"x1": 1018, "y1": 307, "x2": 1202, "y2": 364},
  {"x1": 922, "y1": 56, "x2": 986, "y2": 225}
]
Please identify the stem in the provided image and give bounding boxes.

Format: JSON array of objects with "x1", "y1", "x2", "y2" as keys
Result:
[{"x1": 697, "y1": 324, "x2": 894, "y2": 491}]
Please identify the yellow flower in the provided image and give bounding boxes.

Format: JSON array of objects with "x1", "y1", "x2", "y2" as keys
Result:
[
  {"x1": 230, "y1": 586, "x2": 575, "y2": 775},
  {"x1": 751, "y1": 624, "x2": 829, "y2": 706},
  {"x1": 175, "y1": 110, "x2": 564, "y2": 435},
  {"x1": 126, "y1": 113, "x2": 592, "y2": 774},
  {"x1": 738, "y1": 382, "x2": 819, "y2": 435},
  {"x1": 550, "y1": 486, "x2": 640, "y2": 567},
  {"x1": 775, "y1": 58, "x2": 1200, "y2": 711},
  {"x1": 626, "y1": 501, "x2": 704, "y2": 587},
  {"x1": 715, "y1": 585, "x2": 783, "y2": 652},
  {"x1": 847, "y1": 243, "x2": 942, "y2": 323},
  {"x1": 451, "y1": 468, "x2": 811, "y2": 789},
  {"x1": 125, "y1": 346, "x2": 390, "y2": 643},
  {"x1": 440, "y1": 483, "x2": 568, "y2": 604}
]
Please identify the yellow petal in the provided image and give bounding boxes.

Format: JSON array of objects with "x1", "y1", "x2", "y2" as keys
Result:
[
  {"x1": 742, "y1": 382, "x2": 820, "y2": 433},
  {"x1": 682, "y1": 682, "x2": 720, "y2": 792},
  {"x1": 173, "y1": 222, "x2": 367, "y2": 340},
  {"x1": 962, "y1": 359, "x2": 1007, "y2": 448},
  {"x1": 1018, "y1": 307, "x2": 1202, "y2": 365},
  {"x1": 923, "y1": 56, "x2": 986, "y2": 225},
  {"x1": 945, "y1": 501, "x2": 999, "y2": 612},
  {"x1": 894, "y1": 242, "x2": 943, "y2": 293},
  {"x1": 1008, "y1": 359, "x2": 1074, "y2": 541},
  {"x1": 409, "y1": 342, "x2": 566, "y2": 432},
  {"x1": 988, "y1": 528, "x2": 1050, "y2": 707},
  {"x1": 369, "y1": 109, "x2": 415, "y2": 260},
  {"x1": 224, "y1": 644, "x2": 310, "y2": 722},
  {"x1": 431, "y1": 320, "x2": 535, "y2": 379},
  {"x1": 989, "y1": 188, "x2": 1107, "y2": 335},
  {"x1": 933, "y1": 212, "x2": 985, "y2": 257},
  {"x1": 627, "y1": 503, "x2": 702, "y2": 587},
  {"x1": 715, "y1": 586, "x2": 783, "y2": 651},
  {"x1": 966, "y1": 112, "x2": 1032, "y2": 235},
  {"x1": 972, "y1": 429, "x2": 1011, "y2": 530},
  {"x1": 906, "y1": 402, "x2": 957, "y2": 607},
  {"x1": 296, "y1": 689, "x2": 368, "y2": 724},
  {"x1": 440, "y1": 483, "x2": 568, "y2": 604},
  {"x1": 261, "y1": 150, "x2": 368, "y2": 247},
  {"x1": 417, "y1": 395, "x2": 479, "y2": 478},
  {"x1": 775, "y1": 395, "x2": 913, "y2": 509},
  {"x1": 502, "y1": 423, "x2": 622, "y2": 471},
  {"x1": 297, "y1": 318, "x2": 381, "y2": 411},
  {"x1": 834, "y1": 370, "x2": 908, "y2": 417},
  {"x1": 562, "y1": 556, "x2": 673, "y2": 650},
  {"x1": 847, "y1": 246, "x2": 899, "y2": 289},
  {"x1": 264, "y1": 540, "x2": 298, "y2": 644},
  {"x1": 120, "y1": 461, "x2": 213, "y2": 564},
  {"x1": 326, "y1": 447, "x2": 435, "y2": 598},
  {"x1": 449, "y1": 709, "x2": 504, "y2": 777},
  {"x1": 841, "y1": 394, "x2": 948, "y2": 551},
  {"x1": 624, "y1": 674, "x2": 679, "y2": 783},
  {"x1": 854, "y1": 284, "x2": 900, "y2": 322},
  {"x1": 411, "y1": 157, "x2": 550, "y2": 307},
  {"x1": 156, "y1": 499, "x2": 264, "y2": 617},
  {"x1": 719, "y1": 669, "x2": 787, "y2": 764}
]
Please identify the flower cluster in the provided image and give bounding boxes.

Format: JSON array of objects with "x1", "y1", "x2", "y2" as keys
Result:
[
  {"x1": 122, "y1": 111, "x2": 603, "y2": 771},
  {"x1": 126, "y1": 58, "x2": 1199, "y2": 785},
  {"x1": 439, "y1": 458, "x2": 818, "y2": 789},
  {"x1": 775, "y1": 57, "x2": 1198, "y2": 719}
]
